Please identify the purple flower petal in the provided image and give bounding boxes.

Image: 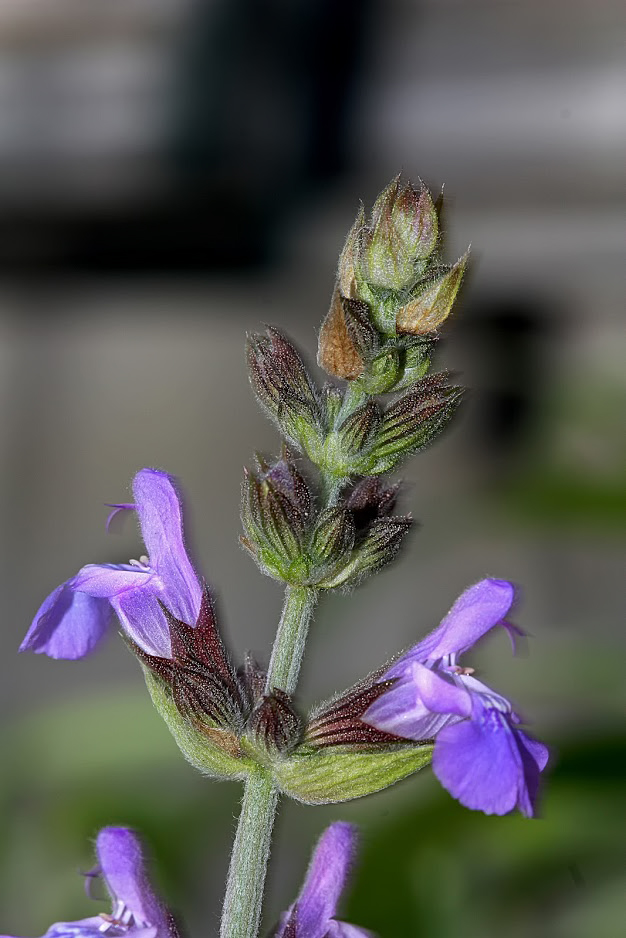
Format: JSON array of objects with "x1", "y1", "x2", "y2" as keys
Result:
[
  {"x1": 365, "y1": 661, "x2": 471, "y2": 739},
  {"x1": 409, "y1": 579, "x2": 516, "y2": 663},
  {"x1": 432, "y1": 698, "x2": 546, "y2": 817},
  {"x1": 72, "y1": 563, "x2": 156, "y2": 598},
  {"x1": 292, "y1": 822, "x2": 357, "y2": 938},
  {"x1": 96, "y1": 828, "x2": 170, "y2": 934},
  {"x1": 133, "y1": 469, "x2": 202, "y2": 627},
  {"x1": 112, "y1": 587, "x2": 172, "y2": 657},
  {"x1": 20, "y1": 583, "x2": 112, "y2": 660},
  {"x1": 0, "y1": 919, "x2": 105, "y2": 938}
]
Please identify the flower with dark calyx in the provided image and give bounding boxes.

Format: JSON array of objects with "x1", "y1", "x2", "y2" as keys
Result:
[
  {"x1": 129, "y1": 585, "x2": 248, "y2": 743},
  {"x1": 22, "y1": 469, "x2": 202, "y2": 660},
  {"x1": 1, "y1": 827, "x2": 178, "y2": 938},
  {"x1": 273, "y1": 823, "x2": 372, "y2": 938},
  {"x1": 362, "y1": 579, "x2": 549, "y2": 817}
]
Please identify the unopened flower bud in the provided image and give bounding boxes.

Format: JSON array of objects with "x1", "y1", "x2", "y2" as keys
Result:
[
  {"x1": 310, "y1": 506, "x2": 355, "y2": 565},
  {"x1": 319, "y1": 516, "x2": 412, "y2": 588},
  {"x1": 391, "y1": 180, "x2": 438, "y2": 262},
  {"x1": 394, "y1": 335, "x2": 435, "y2": 390},
  {"x1": 359, "y1": 346, "x2": 400, "y2": 394},
  {"x1": 356, "y1": 176, "x2": 439, "y2": 293},
  {"x1": 363, "y1": 374, "x2": 464, "y2": 474},
  {"x1": 346, "y1": 477, "x2": 399, "y2": 530},
  {"x1": 241, "y1": 453, "x2": 312, "y2": 582},
  {"x1": 247, "y1": 689, "x2": 303, "y2": 757},
  {"x1": 336, "y1": 399, "x2": 381, "y2": 454},
  {"x1": 247, "y1": 328, "x2": 323, "y2": 452},
  {"x1": 396, "y1": 252, "x2": 468, "y2": 335}
]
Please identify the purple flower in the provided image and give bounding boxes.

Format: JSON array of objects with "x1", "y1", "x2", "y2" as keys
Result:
[
  {"x1": 363, "y1": 579, "x2": 549, "y2": 817},
  {"x1": 1, "y1": 827, "x2": 177, "y2": 938},
  {"x1": 21, "y1": 469, "x2": 202, "y2": 660},
  {"x1": 276, "y1": 823, "x2": 372, "y2": 938}
]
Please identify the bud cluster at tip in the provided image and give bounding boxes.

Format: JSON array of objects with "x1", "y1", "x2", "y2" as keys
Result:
[{"x1": 319, "y1": 175, "x2": 469, "y2": 383}]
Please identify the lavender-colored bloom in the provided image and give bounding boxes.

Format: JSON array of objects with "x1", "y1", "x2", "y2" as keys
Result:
[
  {"x1": 21, "y1": 469, "x2": 202, "y2": 660},
  {"x1": 276, "y1": 823, "x2": 372, "y2": 938},
  {"x1": 363, "y1": 578, "x2": 549, "y2": 817},
  {"x1": 1, "y1": 827, "x2": 177, "y2": 938}
]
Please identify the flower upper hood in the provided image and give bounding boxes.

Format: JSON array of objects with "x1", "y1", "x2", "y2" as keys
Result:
[{"x1": 21, "y1": 469, "x2": 202, "y2": 660}]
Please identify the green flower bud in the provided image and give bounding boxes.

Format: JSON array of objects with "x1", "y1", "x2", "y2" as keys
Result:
[
  {"x1": 357, "y1": 346, "x2": 400, "y2": 394},
  {"x1": 396, "y1": 252, "x2": 468, "y2": 335},
  {"x1": 394, "y1": 336, "x2": 435, "y2": 391},
  {"x1": 391, "y1": 180, "x2": 438, "y2": 262},
  {"x1": 240, "y1": 452, "x2": 312, "y2": 582},
  {"x1": 309, "y1": 507, "x2": 355, "y2": 566},
  {"x1": 318, "y1": 516, "x2": 412, "y2": 588},
  {"x1": 356, "y1": 177, "x2": 439, "y2": 293},
  {"x1": 363, "y1": 374, "x2": 464, "y2": 474},
  {"x1": 247, "y1": 328, "x2": 324, "y2": 452},
  {"x1": 336, "y1": 400, "x2": 381, "y2": 454}
]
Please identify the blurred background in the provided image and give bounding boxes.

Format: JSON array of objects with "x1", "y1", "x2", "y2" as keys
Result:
[{"x1": 1, "y1": 0, "x2": 625, "y2": 934}]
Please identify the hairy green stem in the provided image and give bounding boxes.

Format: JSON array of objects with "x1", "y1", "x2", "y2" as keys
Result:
[
  {"x1": 220, "y1": 585, "x2": 318, "y2": 938},
  {"x1": 265, "y1": 585, "x2": 318, "y2": 694},
  {"x1": 221, "y1": 380, "x2": 372, "y2": 938},
  {"x1": 220, "y1": 771, "x2": 279, "y2": 938}
]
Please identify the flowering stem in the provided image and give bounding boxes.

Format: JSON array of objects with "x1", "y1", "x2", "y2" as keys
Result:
[
  {"x1": 220, "y1": 585, "x2": 318, "y2": 938},
  {"x1": 220, "y1": 770, "x2": 279, "y2": 938},
  {"x1": 265, "y1": 585, "x2": 318, "y2": 694}
]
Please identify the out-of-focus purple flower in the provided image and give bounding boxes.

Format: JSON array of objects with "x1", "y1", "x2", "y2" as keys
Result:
[
  {"x1": 1, "y1": 827, "x2": 178, "y2": 938},
  {"x1": 275, "y1": 822, "x2": 372, "y2": 938},
  {"x1": 363, "y1": 578, "x2": 549, "y2": 817},
  {"x1": 21, "y1": 469, "x2": 202, "y2": 660}
]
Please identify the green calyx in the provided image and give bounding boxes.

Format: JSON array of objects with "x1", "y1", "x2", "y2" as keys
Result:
[
  {"x1": 142, "y1": 667, "x2": 255, "y2": 780},
  {"x1": 273, "y1": 742, "x2": 434, "y2": 804}
]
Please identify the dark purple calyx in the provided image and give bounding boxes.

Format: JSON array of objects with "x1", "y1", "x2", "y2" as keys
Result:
[
  {"x1": 306, "y1": 678, "x2": 413, "y2": 748},
  {"x1": 248, "y1": 688, "x2": 303, "y2": 756},
  {"x1": 130, "y1": 585, "x2": 249, "y2": 735}
]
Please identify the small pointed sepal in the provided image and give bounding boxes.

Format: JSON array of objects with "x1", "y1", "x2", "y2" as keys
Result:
[{"x1": 396, "y1": 252, "x2": 468, "y2": 335}]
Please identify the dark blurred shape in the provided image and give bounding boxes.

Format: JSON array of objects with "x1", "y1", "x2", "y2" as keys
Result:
[
  {"x1": 0, "y1": 0, "x2": 375, "y2": 274},
  {"x1": 459, "y1": 294, "x2": 560, "y2": 482}
]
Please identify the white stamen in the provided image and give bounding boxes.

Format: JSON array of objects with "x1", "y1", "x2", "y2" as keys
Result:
[{"x1": 129, "y1": 557, "x2": 150, "y2": 569}]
